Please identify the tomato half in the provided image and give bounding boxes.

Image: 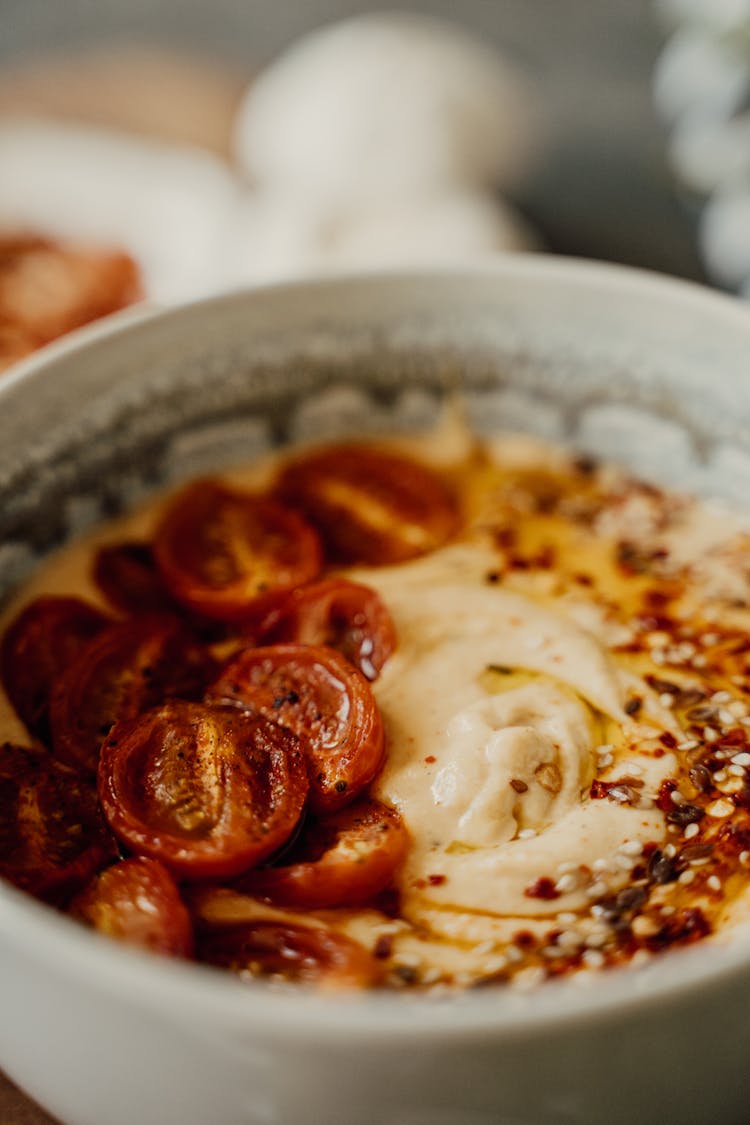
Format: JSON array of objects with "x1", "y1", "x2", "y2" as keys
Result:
[
  {"x1": 153, "y1": 479, "x2": 322, "y2": 622},
  {"x1": 93, "y1": 541, "x2": 175, "y2": 615},
  {"x1": 256, "y1": 578, "x2": 396, "y2": 681},
  {"x1": 0, "y1": 742, "x2": 117, "y2": 904},
  {"x1": 198, "y1": 920, "x2": 381, "y2": 987},
  {"x1": 70, "y1": 857, "x2": 194, "y2": 957},
  {"x1": 207, "y1": 644, "x2": 386, "y2": 813},
  {"x1": 1, "y1": 596, "x2": 110, "y2": 741},
  {"x1": 237, "y1": 799, "x2": 409, "y2": 908},
  {"x1": 275, "y1": 442, "x2": 460, "y2": 565},
  {"x1": 49, "y1": 614, "x2": 216, "y2": 774},
  {"x1": 98, "y1": 700, "x2": 309, "y2": 879}
]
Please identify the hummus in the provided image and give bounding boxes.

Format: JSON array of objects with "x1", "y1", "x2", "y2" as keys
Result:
[{"x1": 4, "y1": 424, "x2": 750, "y2": 989}]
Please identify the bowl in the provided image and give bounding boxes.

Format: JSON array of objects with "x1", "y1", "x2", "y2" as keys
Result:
[{"x1": 2, "y1": 258, "x2": 750, "y2": 1125}]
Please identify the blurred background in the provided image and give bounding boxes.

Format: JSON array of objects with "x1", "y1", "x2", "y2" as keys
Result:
[{"x1": 0, "y1": 0, "x2": 721, "y2": 343}]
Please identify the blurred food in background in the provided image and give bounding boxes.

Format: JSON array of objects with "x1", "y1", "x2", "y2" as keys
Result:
[
  {"x1": 653, "y1": 0, "x2": 750, "y2": 294},
  {"x1": 0, "y1": 11, "x2": 542, "y2": 363}
]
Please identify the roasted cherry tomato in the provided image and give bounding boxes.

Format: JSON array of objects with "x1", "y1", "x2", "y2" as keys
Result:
[
  {"x1": 0, "y1": 742, "x2": 117, "y2": 904},
  {"x1": 255, "y1": 578, "x2": 396, "y2": 681},
  {"x1": 1, "y1": 596, "x2": 110, "y2": 741},
  {"x1": 207, "y1": 644, "x2": 385, "y2": 814},
  {"x1": 70, "y1": 857, "x2": 194, "y2": 957},
  {"x1": 93, "y1": 541, "x2": 176, "y2": 615},
  {"x1": 275, "y1": 442, "x2": 459, "y2": 565},
  {"x1": 237, "y1": 799, "x2": 409, "y2": 909},
  {"x1": 98, "y1": 700, "x2": 308, "y2": 879},
  {"x1": 198, "y1": 920, "x2": 381, "y2": 987},
  {"x1": 152, "y1": 479, "x2": 322, "y2": 622},
  {"x1": 49, "y1": 614, "x2": 215, "y2": 774}
]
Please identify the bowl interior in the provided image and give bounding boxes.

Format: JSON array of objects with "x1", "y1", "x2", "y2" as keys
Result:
[{"x1": 2, "y1": 257, "x2": 750, "y2": 1038}]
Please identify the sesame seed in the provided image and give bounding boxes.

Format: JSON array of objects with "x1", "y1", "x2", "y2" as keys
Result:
[
  {"x1": 582, "y1": 949, "x2": 605, "y2": 968},
  {"x1": 678, "y1": 740, "x2": 700, "y2": 751},
  {"x1": 632, "y1": 915, "x2": 659, "y2": 937},
  {"x1": 692, "y1": 654, "x2": 708, "y2": 668},
  {"x1": 518, "y1": 828, "x2": 537, "y2": 839},
  {"x1": 622, "y1": 762, "x2": 644, "y2": 777},
  {"x1": 619, "y1": 840, "x2": 643, "y2": 857},
  {"x1": 555, "y1": 873, "x2": 578, "y2": 894},
  {"x1": 684, "y1": 822, "x2": 700, "y2": 839},
  {"x1": 631, "y1": 950, "x2": 652, "y2": 968},
  {"x1": 741, "y1": 851, "x2": 750, "y2": 865},
  {"x1": 703, "y1": 633, "x2": 720, "y2": 646},
  {"x1": 586, "y1": 880, "x2": 608, "y2": 898},
  {"x1": 728, "y1": 764, "x2": 746, "y2": 777},
  {"x1": 593, "y1": 858, "x2": 612, "y2": 872},
  {"x1": 742, "y1": 716, "x2": 750, "y2": 727},
  {"x1": 556, "y1": 861, "x2": 577, "y2": 874},
  {"x1": 556, "y1": 912, "x2": 578, "y2": 926},
  {"x1": 707, "y1": 875, "x2": 722, "y2": 892},
  {"x1": 659, "y1": 693, "x2": 675, "y2": 709},
  {"x1": 712, "y1": 691, "x2": 731, "y2": 704},
  {"x1": 471, "y1": 940, "x2": 496, "y2": 956},
  {"x1": 730, "y1": 701, "x2": 748, "y2": 718},
  {"x1": 718, "y1": 708, "x2": 736, "y2": 727},
  {"x1": 505, "y1": 946, "x2": 523, "y2": 963},
  {"x1": 670, "y1": 790, "x2": 686, "y2": 805},
  {"x1": 664, "y1": 843, "x2": 677, "y2": 858},
  {"x1": 732, "y1": 752, "x2": 750, "y2": 766},
  {"x1": 704, "y1": 728, "x2": 719, "y2": 743},
  {"x1": 511, "y1": 967, "x2": 546, "y2": 990},
  {"x1": 706, "y1": 798, "x2": 734, "y2": 818},
  {"x1": 713, "y1": 770, "x2": 728, "y2": 783},
  {"x1": 614, "y1": 854, "x2": 636, "y2": 871},
  {"x1": 679, "y1": 870, "x2": 696, "y2": 885}
]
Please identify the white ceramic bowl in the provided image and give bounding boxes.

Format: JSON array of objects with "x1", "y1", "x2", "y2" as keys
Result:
[{"x1": 2, "y1": 259, "x2": 750, "y2": 1125}]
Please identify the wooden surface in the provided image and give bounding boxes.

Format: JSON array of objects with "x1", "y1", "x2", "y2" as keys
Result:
[{"x1": 1, "y1": 1070, "x2": 57, "y2": 1125}]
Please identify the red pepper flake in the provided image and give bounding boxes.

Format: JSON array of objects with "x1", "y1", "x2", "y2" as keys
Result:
[
  {"x1": 485, "y1": 571, "x2": 501, "y2": 585},
  {"x1": 513, "y1": 930, "x2": 537, "y2": 949},
  {"x1": 510, "y1": 778, "x2": 528, "y2": 793},
  {"x1": 589, "y1": 779, "x2": 640, "y2": 802},
  {"x1": 424, "y1": 755, "x2": 436, "y2": 764},
  {"x1": 574, "y1": 573, "x2": 593, "y2": 587},
  {"x1": 524, "y1": 877, "x2": 560, "y2": 900},
  {"x1": 659, "y1": 731, "x2": 678, "y2": 750},
  {"x1": 656, "y1": 779, "x2": 678, "y2": 812},
  {"x1": 645, "y1": 907, "x2": 711, "y2": 952},
  {"x1": 373, "y1": 934, "x2": 393, "y2": 960},
  {"x1": 495, "y1": 528, "x2": 516, "y2": 550},
  {"x1": 590, "y1": 779, "x2": 611, "y2": 799},
  {"x1": 624, "y1": 697, "x2": 642, "y2": 716},
  {"x1": 427, "y1": 874, "x2": 446, "y2": 886},
  {"x1": 532, "y1": 545, "x2": 555, "y2": 569}
]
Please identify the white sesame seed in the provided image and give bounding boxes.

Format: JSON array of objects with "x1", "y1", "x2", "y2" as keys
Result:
[
  {"x1": 619, "y1": 840, "x2": 643, "y2": 857},
  {"x1": 679, "y1": 870, "x2": 696, "y2": 885},
  {"x1": 556, "y1": 861, "x2": 577, "y2": 874},
  {"x1": 730, "y1": 701, "x2": 748, "y2": 718},
  {"x1": 742, "y1": 716, "x2": 750, "y2": 727},
  {"x1": 631, "y1": 915, "x2": 659, "y2": 937},
  {"x1": 648, "y1": 631, "x2": 671, "y2": 648},
  {"x1": 592, "y1": 858, "x2": 611, "y2": 872},
  {"x1": 471, "y1": 940, "x2": 496, "y2": 956},
  {"x1": 518, "y1": 828, "x2": 537, "y2": 839},
  {"x1": 555, "y1": 873, "x2": 578, "y2": 894},
  {"x1": 684, "y1": 822, "x2": 700, "y2": 839},
  {"x1": 652, "y1": 650, "x2": 667, "y2": 665},
  {"x1": 631, "y1": 950, "x2": 652, "y2": 968},
  {"x1": 729, "y1": 764, "x2": 746, "y2": 777},
  {"x1": 719, "y1": 709, "x2": 736, "y2": 727},
  {"x1": 586, "y1": 880, "x2": 608, "y2": 898},
  {"x1": 704, "y1": 728, "x2": 719, "y2": 742},
  {"x1": 732, "y1": 753, "x2": 750, "y2": 766},
  {"x1": 712, "y1": 691, "x2": 732, "y2": 704},
  {"x1": 713, "y1": 770, "x2": 728, "y2": 783},
  {"x1": 421, "y1": 968, "x2": 443, "y2": 985},
  {"x1": 703, "y1": 633, "x2": 720, "y2": 646},
  {"x1": 692, "y1": 654, "x2": 708, "y2": 668},
  {"x1": 664, "y1": 843, "x2": 677, "y2": 858},
  {"x1": 707, "y1": 798, "x2": 735, "y2": 818},
  {"x1": 482, "y1": 957, "x2": 508, "y2": 976},
  {"x1": 741, "y1": 851, "x2": 750, "y2": 865},
  {"x1": 714, "y1": 749, "x2": 730, "y2": 760},
  {"x1": 557, "y1": 930, "x2": 581, "y2": 950},
  {"x1": 585, "y1": 930, "x2": 608, "y2": 948},
  {"x1": 597, "y1": 753, "x2": 614, "y2": 768},
  {"x1": 582, "y1": 949, "x2": 605, "y2": 969},
  {"x1": 556, "y1": 912, "x2": 578, "y2": 926},
  {"x1": 677, "y1": 740, "x2": 700, "y2": 751},
  {"x1": 659, "y1": 693, "x2": 675, "y2": 709},
  {"x1": 707, "y1": 875, "x2": 722, "y2": 893},
  {"x1": 622, "y1": 761, "x2": 644, "y2": 777},
  {"x1": 505, "y1": 945, "x2": 523, "y2": 963},
  {"x1": 661, "y1": 905, "x2": 676, "y2": 916},
  {"x1": 670, "y1": 790, "x2": 686, "y2": 805}
]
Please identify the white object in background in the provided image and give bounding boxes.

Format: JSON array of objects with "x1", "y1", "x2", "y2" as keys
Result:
[
  {"x1": 655, "y1": 0, "x2": 750, "y2": 33},
  {"x1": 700, "y1": 181, "x2": 750, "y2": 287},
  {"x1": 0, "y1": 119, "x2": 244, "y2": 304},
  {"x1": 653, "y1": 28, "x2": 750, "y2": 126},
  {"x1": 233, "y1": 11, "x2": 538, "y2": 209},
  {"x1": 319, "y1": 193, "x2": 536, "y2": 270},
  {"x1": 669, "y1": 109, "x2": 750, "y2": 195}
]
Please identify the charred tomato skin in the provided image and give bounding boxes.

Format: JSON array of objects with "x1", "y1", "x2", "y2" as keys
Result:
[
  {"x1": 152, "y1": 479, "x2": 323, "y2": 622},
  {"x1": 207, "y1": 643, "x2": 386, "y2": 814},
  {"x1": 70, "y1": 856, "x2": 194, "y2": 957},
  {"x1": 98, "y1": 699, "x2": 309, "y2": 880},
  {"x1": 275, "y1": 442, "x2": 460, "y2": 565}
]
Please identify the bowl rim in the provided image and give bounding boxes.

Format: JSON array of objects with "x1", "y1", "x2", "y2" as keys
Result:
[{"x1": 3, "y1": 254, "x2": 750, "y2": 1041}]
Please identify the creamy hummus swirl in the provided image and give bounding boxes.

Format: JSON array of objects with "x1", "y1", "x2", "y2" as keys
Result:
[{"x1": 366, "y1": 563, "x2": 672, "y2": 923}]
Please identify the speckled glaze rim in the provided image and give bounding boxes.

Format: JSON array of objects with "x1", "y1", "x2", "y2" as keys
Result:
[{"x1": 2, "y1": 256, "x2": 750, "y2": 1042}]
